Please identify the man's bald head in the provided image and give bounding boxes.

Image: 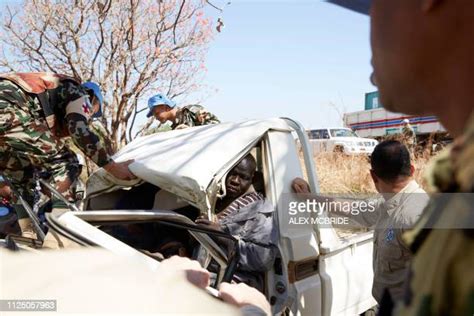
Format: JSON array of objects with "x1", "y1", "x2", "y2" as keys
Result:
[{"x1": 239, "y1": 154, "x2": 257, "y2": 173}]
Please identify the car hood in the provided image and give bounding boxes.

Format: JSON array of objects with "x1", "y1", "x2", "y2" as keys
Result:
[{"x1": 86, "y1": 118, "x2": 293, "y2": 212}]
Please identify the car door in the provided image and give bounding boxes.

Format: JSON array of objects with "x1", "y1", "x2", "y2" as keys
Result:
[
  {"x1": 267, "y1": 119, "x2": 375, "y2": 316},
  {"x1": 264, "y1": 127, "x2": 323, "y2": 315}
]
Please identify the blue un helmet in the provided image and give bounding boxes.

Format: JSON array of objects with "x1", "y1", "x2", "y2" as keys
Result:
[
  {"x1": 82, "y1": 81, "x2": 104, "y2": 118},
  {"x1": 146, "y1": 93, "x2": 176, "y2": 118}
]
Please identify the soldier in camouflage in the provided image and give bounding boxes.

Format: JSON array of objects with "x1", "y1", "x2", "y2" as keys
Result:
[
  {"x1": 0, "y1": 73, "x2": 135, "y2": 236},
  {"x1": 401, "y1": 119, "x2": 416, "y2": 154},
  {"x1": 146, "y1": 93, "x2": 220, "y2": 130},
  {"x1": 89, "y1": 119, "x2": 115, "y2": 156},
  {"x1": 394, "y1": 114, "x2": 474, "y2": 315},
  {"x1": 328, "y1": 1, "x2": 473, "y2": 315}
]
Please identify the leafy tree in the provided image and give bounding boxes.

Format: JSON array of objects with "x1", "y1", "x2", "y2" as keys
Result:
[{"x1": 0, "y1": 0, "x2": 214, "y2": 150}]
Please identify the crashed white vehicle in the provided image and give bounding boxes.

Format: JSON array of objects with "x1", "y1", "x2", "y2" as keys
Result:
[
  {"x1": 307, "y1": 127, "x2": 378, "y2": 154},
  {"x1": 11, "y1": 118, "x2": 376, "y2": 315}
]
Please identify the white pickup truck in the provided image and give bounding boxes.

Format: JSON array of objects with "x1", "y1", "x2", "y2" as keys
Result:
[
  {"x1": 5, "y1": 118, "x2": 376, "y2": 315},
  {"x1": 307, "y1": 127, "x2": 378, "y2": 154}
]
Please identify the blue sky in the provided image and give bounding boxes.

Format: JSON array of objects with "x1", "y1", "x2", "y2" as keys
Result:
[
  {"x1": 198, "y1": 0, "x2": 375, "y2": 129},
  {"x1": 0, "y1": 0, "x2": 375, "y2": 130}
]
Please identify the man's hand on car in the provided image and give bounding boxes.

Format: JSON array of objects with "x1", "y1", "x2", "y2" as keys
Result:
[
  {"x1": 159, "y1": 256, "x2": 210, "y2": 289},
  {"x1": 219, "y1": 282, "x2": 271, "y2": 316},
  {"x1": 159, "y1": 257, "x2": 270, "y2": 314},
  {"x1": 292, "y1": 177, "x2": 311, "y2": 194},
  {"x1": 195, "y1": 216, "x2": 236, "y2": 251},
  {"x1": 195, "y1": 217, "x2": 223, "y2": 231},
  {"x1": 175, "y1": 124, "x2": 190, "y2": 130},
  {"x1": 103, "y1": 159, "x2": 137, "y2": 180}
]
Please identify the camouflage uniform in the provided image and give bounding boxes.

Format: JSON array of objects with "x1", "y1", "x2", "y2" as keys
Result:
[
  {"x1": 392, "y1": 112, "x2": 474, "y2": 315},
  {"x1": 402, "y1": 123, "x2": 417, "y2": 154},
  {"x1": 89, "y1": 119, "x2": 115, "y2": 156},
  {"x1": 171, "y1": 104, "x2": 220, "y2": 130},
  {"x1": 143, "y1": 124, "x2": 171, "y2": 136},
  {"x1": 0, "y1": 73, "x2": 110, "y2": 212}
]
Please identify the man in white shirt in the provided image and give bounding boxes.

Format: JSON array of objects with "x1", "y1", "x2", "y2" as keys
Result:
[{"x1": 292, "y1": 140, "x2": 429, "y2": 304}]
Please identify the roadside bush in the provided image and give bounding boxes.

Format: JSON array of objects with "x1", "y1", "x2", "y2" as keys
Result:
[{"x1": 300, "y1": 153, "x2": 433, "y2": 194}]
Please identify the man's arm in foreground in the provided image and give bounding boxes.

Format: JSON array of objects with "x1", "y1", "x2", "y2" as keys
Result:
[{"x1": 162, "y1": 256, "x2": 271, "y2": 315}]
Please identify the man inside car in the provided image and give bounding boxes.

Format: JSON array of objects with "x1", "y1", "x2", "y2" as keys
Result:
[{"x1": 196, "y1": 154, "x2": 278, "y2": 292}]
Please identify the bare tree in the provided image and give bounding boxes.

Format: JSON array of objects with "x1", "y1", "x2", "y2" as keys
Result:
[{"x1": 0, "y1": 0, "x2": 214, "y2": 151}]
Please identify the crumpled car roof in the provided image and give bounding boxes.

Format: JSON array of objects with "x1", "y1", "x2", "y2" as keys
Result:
[{"x1": 87, "y1": 118, "x2": 293, "y2": 211}]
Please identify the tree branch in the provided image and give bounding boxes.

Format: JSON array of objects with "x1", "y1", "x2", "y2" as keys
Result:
[
  {"x1": 206, "y1": 0, "x2": 223, "y2": 12},
  {"x1": 173, "y1": 0, "x2": 186, "y2": 45}
]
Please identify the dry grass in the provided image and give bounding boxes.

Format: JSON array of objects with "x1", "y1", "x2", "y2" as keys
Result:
[{"x1": 300, "y1": 152, "x2": 433, "y2": 194}]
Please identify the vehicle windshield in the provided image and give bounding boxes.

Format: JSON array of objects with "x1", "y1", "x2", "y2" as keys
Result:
[{"x1": 330, "y1": 129, "x2": 358, "y2": 138}]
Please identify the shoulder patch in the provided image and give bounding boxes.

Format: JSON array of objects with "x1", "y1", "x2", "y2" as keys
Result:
[{"x1": 65, "y1": 96, "x2": 92, "y2": 119}]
